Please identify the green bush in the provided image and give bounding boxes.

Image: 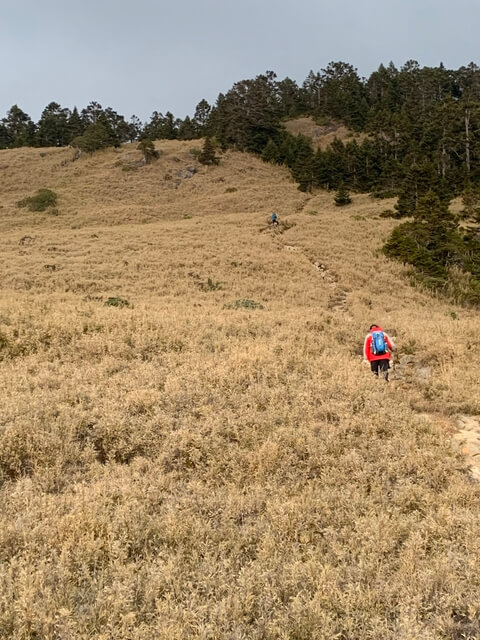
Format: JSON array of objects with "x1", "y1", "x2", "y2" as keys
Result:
[
  {"x1": 225, "y1": 299, "x2": 264, "y2": 310},
  {"x1": 104, "y1": 297, "x2": 130, "y2": 308},
  {"x1": 17, "y1": 189, "x2": 58, "y2": 212}
]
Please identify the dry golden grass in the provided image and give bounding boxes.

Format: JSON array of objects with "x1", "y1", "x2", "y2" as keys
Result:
[
  {"x1": 283, "y1": 117, "x2": 368, "y2": 150},
  {"x1": 1, "y1": 142, "x2": 480, "y2": 639}
]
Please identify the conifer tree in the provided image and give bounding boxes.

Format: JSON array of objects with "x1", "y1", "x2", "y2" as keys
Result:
[
  {"x1": 394, "y1": 159, "x2": 436, "y2": 217},
  {"x1": 177, "y1": 116, "x2": 196, "y2": 140},
  {"x1": 2, "y1": 105, "x2": 36, "y2": 147},
  {"x1": 193, "y1": 99, "x2": 212, "y2": 136},
  {"x1": 71, "y1": 120, "x2": 114, "y2": 153},
  {"x1": 291, "y1": 135, "x2": 315, "y2": 191},
  {"x1": 198, "y1": 137, "x2": 219, "y2": 165},
  {"x1": 384, "y1": 191, "x2": 460, "y2": 284},
  {"x1": 128, "y1": 115, "x2": 143, "y2": 142},
  {"x1": 67, "y1": 107, "x2": 85, "y2": 141},
  {"x1": 36, "y1": 102, "x2": 71, "y2": 147},
  {"x1": 334, "y1": 183, "x2": 352, "y2": 206}
]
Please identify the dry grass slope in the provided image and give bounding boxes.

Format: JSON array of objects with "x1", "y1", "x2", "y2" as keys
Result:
[
  {"x1": 283, "y1": 117, "x2": 367, "y2": 149},
  {"x1": 1, "y1": 141, "x2": 480, "y2": 639}
]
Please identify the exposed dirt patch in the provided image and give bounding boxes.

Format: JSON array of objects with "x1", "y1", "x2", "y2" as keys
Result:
[{"x1": 453, "y1": 415, "x2": 480, "y2": 481}]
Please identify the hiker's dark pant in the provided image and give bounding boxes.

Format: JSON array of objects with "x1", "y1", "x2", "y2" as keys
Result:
[{"x1": 371, "y1": 358, "x2": 390, "y2": 381}]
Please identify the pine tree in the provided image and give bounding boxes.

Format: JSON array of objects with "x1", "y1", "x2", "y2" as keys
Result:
[
  {"x1": 291, "y1": 135, "x2": 315, "y2": 191},
  {"x1": 384, "y1": 191, "x2": 460, "y2": 284},
  {"x1": 67, "y1": 107, "x2": 85, "y2": 142},
  {"x1": 198, "y1": 137, "x2": 219, "y2": 165},
  {"x1": 2, "y1": 105, "x2": 36, "y2": 147},
  {"x1": 394, "y1": 159, "x2": 436, "y2": 217},
  {"x1": 71, "y1": 120, "x2": 114, "y2": 153},
  {"x1": 36, "y1": 102, "x2": 71, "y2": 147},
  {"x1": 334, "y1": 184, "x2": 352, "y2": 206},
  {"x1": 193, "y1": 99, "x2": 212, "y2": 136},
  {"x1": 177, "y1": 116, "x2": 196, "y2": 140}
]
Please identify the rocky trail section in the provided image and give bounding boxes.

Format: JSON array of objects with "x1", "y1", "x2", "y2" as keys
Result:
[{"x1": 281, "y1": 239, "x2": 351, "y2": 317}]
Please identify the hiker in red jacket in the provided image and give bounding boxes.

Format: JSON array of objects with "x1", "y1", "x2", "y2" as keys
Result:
[{"x1": 363, "y1": 324, "x2": 395, "y2": 381}]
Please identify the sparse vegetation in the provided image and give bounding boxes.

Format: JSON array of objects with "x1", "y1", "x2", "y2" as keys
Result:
[
  {"x1": 225, "y1": 298, "x2": 264, "y2": 309},
  {"x1": 195, "y1": 276, "x2": 222, "y2": 291}
]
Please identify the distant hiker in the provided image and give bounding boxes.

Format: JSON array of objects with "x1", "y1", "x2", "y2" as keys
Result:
[
  {"x1": 270, "y1": 212, "x2": 279, "y2": 226},
  {"x1": 363, "y1": 324, "x2": 395, "y2": 382}
]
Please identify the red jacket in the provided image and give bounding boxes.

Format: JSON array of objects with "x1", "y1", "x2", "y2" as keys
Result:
[{"x1": 364, "y1": 326, "x2": 395, "y2": 362}]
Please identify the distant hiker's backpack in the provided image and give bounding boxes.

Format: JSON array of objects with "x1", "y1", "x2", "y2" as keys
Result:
[{"x1": 371, "y1": 330, "x2": 387, "y2": 356}]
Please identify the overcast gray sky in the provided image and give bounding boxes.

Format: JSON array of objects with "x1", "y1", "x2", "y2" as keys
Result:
[{"x1": 1, "y1": 0, "x2": 479, "y2": 122}]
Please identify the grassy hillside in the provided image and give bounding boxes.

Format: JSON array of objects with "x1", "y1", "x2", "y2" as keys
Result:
[{"x1": 1, "y1": 141, "x2": 480, "y2": 639}]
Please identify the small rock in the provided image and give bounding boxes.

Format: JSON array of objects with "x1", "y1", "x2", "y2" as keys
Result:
[
  {"x1": 19, "y1": 235, "x2": 35, "y2": 245},
  {"x1": 176, "y1": 167, "x2": 197, "y2": 179},
  {"x1": 399, "y1": 355, "x2": 415, "y2": 366},
  {"x1": 416, "y1": 366, "x2": 431, "y2": 380}
]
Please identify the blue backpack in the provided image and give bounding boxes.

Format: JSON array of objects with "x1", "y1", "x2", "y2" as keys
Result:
[{"x1": 371, "y1": 330, "x2": 387, "y2": 355}]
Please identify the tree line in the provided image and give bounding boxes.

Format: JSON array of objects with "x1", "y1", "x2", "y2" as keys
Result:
[
  {"x1": 4, "y1": 60, "x2": 480, "y2": 207},
  {"x1": 5, "y1": 60, "x2": 480, "y2": 303}
]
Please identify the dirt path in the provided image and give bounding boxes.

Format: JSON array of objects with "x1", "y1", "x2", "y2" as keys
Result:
[{"x1": 275, "y1": 232, "x2": 352, "y2": 318}]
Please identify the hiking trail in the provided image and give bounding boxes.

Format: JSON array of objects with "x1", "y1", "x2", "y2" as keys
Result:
[
  {"x1": 270, "y1": 228, "x2": 352, "y2": 319},
  {"x1": 266, "y1": 221, "x2": 480, "y2": 483}
]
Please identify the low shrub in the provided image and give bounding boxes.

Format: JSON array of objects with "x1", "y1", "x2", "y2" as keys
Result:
[
  {"x1": 198, "y1": 278, "x2": 222, "y2": 292},
  {"x1": 225, "y1": 299, "x2": 264, "y2": 310},
  {"x1": 104, "y1": 297, "x2": 130, "y2": 308},
  {"x1": 17, "y1": 189, "x2": 58, "y2": 212}
]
